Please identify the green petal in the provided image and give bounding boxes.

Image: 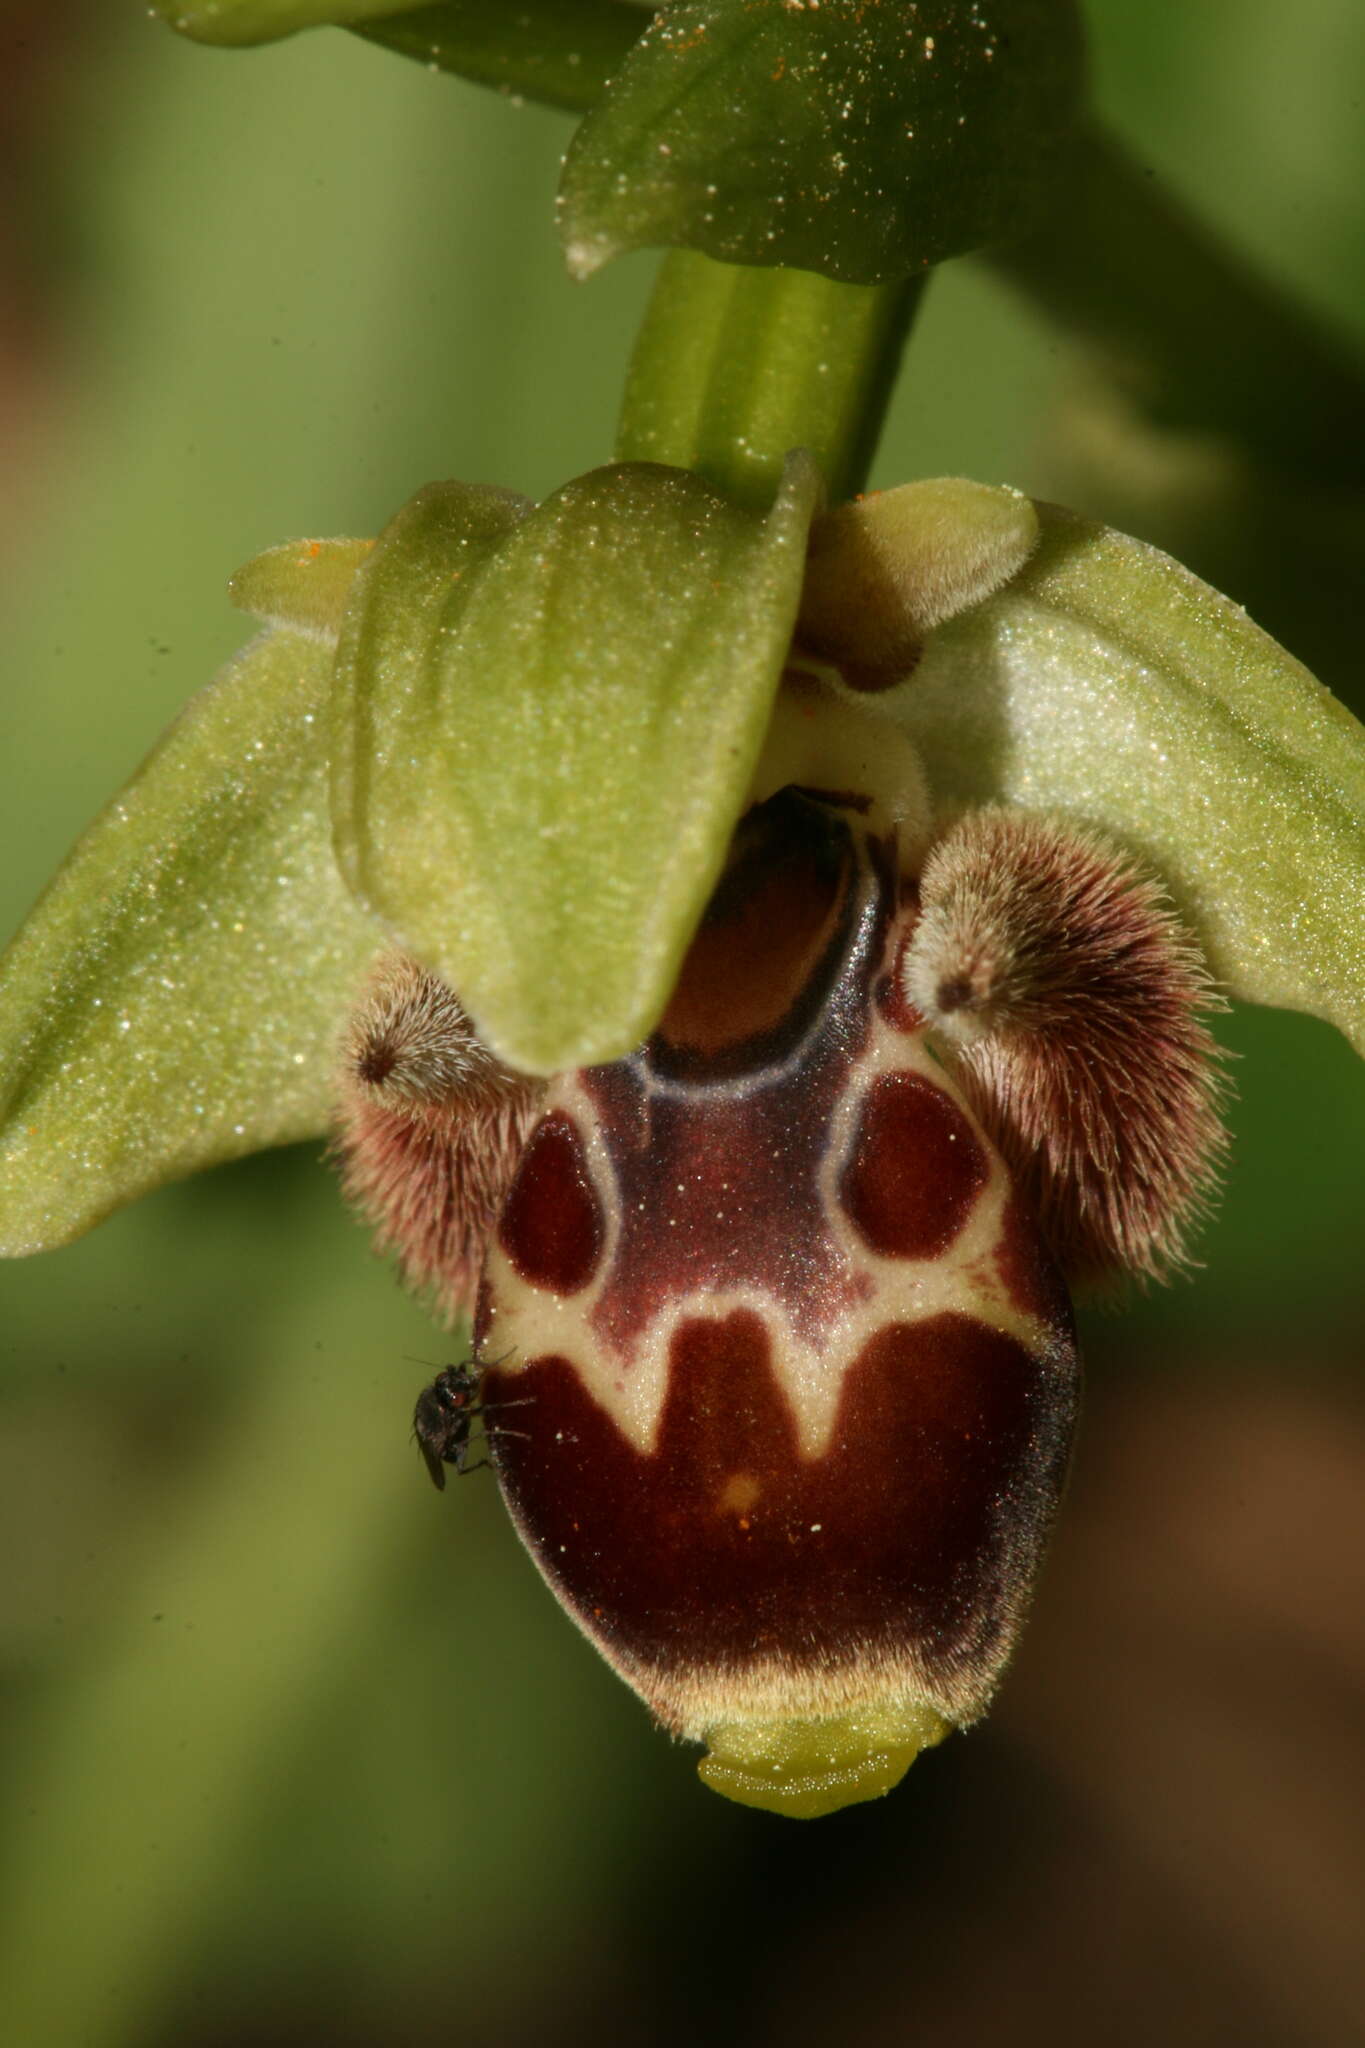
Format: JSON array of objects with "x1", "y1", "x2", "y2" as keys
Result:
[
  {"x1": 560, "y1": 0, "x2": 1085, "y2": 284},
  {"x1": 888, "y1": 505, "x2": 1365, "y2": 1055},
  {"x1": 798, "y1": 477, "x2": 1040, "y2": 684},
  {"x1": 152, "y1": 0, "x2": 422, "y2": 44},
  {"x1": 0, "y1": 629, "x2": 385, "y2": 1255},
  {"x1": 229, "y1": 537, "x2": 374, "y2": 640},
  {"x1": 331, "y1": 455, "x2": 822, "y2": 1073}
]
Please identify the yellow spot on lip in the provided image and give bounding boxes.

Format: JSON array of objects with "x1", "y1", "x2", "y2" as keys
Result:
[{"x1": 717, "y1": 1472, "x2": 762, "y2": 1515}]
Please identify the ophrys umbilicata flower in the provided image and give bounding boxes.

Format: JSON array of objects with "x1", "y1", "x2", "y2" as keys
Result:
[{"x1": 2, "y1": 461, "x2": 1360, "y2": 1814}]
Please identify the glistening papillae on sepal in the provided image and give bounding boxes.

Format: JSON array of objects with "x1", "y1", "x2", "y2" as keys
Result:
[
  {"x1": 0, "y1": 617, "x2": 385, "y2": 1256},
  {"x1": 4, "y1": 466, "x2": 1354, "y2": 1264}
]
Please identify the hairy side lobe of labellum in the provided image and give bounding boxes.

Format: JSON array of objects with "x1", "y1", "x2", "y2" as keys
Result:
[
  {"x1": 901, "y1": 809, "x2": 1228, "y2": 1286},
  {"x1": 476, "y1": 791, "x2": 1082, "y2": 1814},
  {"x1": 334, "y1": 954, "x2": 542, "y2": 1322}
]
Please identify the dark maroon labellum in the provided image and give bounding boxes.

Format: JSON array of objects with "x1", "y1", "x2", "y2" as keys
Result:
[{"x1": 477, "y1": 791, "x2": 1080, "y2": 1749}]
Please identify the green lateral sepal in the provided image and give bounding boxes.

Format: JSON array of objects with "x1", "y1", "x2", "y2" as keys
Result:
[{"x1": 0, "y1": 626, "x2": 387, "y2": 1255}]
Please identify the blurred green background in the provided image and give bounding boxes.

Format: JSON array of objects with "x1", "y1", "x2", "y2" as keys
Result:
[{"x1": 1, "y1": 4, "x2": 1362, "y2": 2044}]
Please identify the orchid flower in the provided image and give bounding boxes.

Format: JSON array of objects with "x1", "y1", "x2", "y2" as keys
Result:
[{"x1": 3, "y1": 0, "x2": 1362, "y2": 1817}]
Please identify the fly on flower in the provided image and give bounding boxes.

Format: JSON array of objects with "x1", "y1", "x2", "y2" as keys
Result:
[
  {"x1": 409, "y1": 1355, "x2": 533, "y2": 1489},
  {"x1": 411, "y1": 1360, "x2": 486, "y2": 1487}
]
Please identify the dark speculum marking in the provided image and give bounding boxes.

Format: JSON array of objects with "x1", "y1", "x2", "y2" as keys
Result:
[
  {"x1": 839, "y1": 1070, "x2": 990, "y2": 1259},
  {"x1": 497, "y1": 1109, "x2": 604, "y2": 1296},
  {"x1": 582, "y1": 795, "x2": 886, "y2": 1353},
  {"x1": 486, "y1": 1307, "x2": 1073, "y2": 1693}
]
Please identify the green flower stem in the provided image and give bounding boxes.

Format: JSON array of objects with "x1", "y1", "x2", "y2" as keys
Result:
[
  {"x1": 988, "y1": 123, "x2": 1365, "y2": 486},
  {"x1": 355, "y1": 0, "x2": 643, "y2": 110},
  {"x1": 617, "y1": 250, "x2": 923, "y2": 511}
]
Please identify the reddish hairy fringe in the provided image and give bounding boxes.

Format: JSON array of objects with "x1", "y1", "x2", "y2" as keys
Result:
[
  {"x1": 902, "y1": 808, "x2": 1230, "y2": 1286},
  {"x1": 332, "y1": 955, "x2": 541, "y2": 1323}
]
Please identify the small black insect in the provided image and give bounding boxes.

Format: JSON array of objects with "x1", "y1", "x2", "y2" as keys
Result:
[{"x1": 411, "y1": 1355, "x2": 531, "y2": 1490}]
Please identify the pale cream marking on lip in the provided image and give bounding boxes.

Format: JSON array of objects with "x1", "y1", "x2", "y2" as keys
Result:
[
  {"x1": 482, "y1": 904, "x2": 1068, "y2": 1460},
  {"x1": 482, "y1": 1151, "x2": 1063, "y2": 1466}
]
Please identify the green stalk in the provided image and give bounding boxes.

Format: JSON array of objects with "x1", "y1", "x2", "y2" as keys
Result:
[
  {"x1": 988, "y1": 123, "x2": 1365, "y2": 486},
  {"x1": 617, "y1": 252, "x2": 923, "y2": 511}
]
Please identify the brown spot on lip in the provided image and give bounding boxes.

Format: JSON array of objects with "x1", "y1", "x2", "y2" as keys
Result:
[
  {"x1": 497, "y1": 1110, "x2": 604, "y2": 1296},
  {"x1": 840, "y1": 1070, "x2": 991, "y2": 1259}
]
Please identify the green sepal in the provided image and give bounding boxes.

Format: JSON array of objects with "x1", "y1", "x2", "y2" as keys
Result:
[
  {"x1": 331, "y1": 455, "x2": 823, "y2": 1073},
  {"x1": 888, "y1": 505, "x2": 1365, "y2": 1055},
  {"x1": 229, "y1": 537, "x2": 374, "y2": 640},
  {"x1": 152, "y1": 0, "x2": 422, "y2": 44},
  {"x1": 0, "y1": 629, "x2": 386, "y2": 1256},
  {"x1": 559, "y1": 0, "x2": 1085, "y2": 284}
]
